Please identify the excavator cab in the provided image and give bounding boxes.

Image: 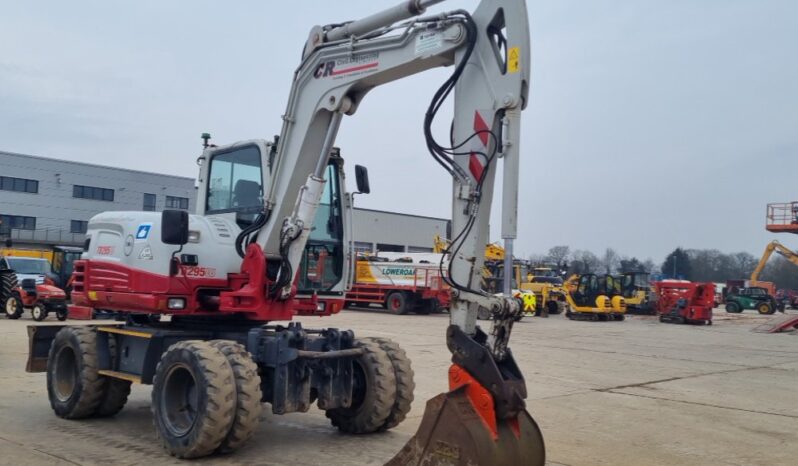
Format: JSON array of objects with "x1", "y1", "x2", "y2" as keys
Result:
[{"x1": 200, "y1": 140, "x2": 349, "y2": 298}]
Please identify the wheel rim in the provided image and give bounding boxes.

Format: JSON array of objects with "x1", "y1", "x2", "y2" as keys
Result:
[
  {"x1": 53, "y1": 346, "x2": 79, "y2": 402},
  {"x1": 161, "y1": 363, "x2": 199, "y2": 437},
  {"x1": 5, "y1": 298, "x2": 16, "y2": 314},
  {"x1": 390, "y1": 297, "x2": 400, "y2": 310},
  {"x1": 33, "y1": 306, "x2": 43, "y2": 319}
]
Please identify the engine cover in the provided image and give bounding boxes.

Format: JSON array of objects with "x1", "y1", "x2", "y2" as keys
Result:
[{"x1": 85, "y1": 211, "x2": 244, "y2": 283}]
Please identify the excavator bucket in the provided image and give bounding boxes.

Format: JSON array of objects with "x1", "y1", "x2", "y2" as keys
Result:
[{"x1": 387, "y1": 366, "x2": 545, "y2": 466}]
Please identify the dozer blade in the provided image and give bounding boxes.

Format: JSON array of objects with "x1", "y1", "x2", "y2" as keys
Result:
[{"x1": 386, "y1": 386, "x2": 545, "y2": 466}]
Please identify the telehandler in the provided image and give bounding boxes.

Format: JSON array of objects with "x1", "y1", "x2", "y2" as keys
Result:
[{"x1": 25, "y1": 1, "x2": 543, "y2": 464}]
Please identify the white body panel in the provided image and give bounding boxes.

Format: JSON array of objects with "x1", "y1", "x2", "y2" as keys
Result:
[
  {"x1": 355, "y1": 253, "x2": 447, "y2": 288},
  {"x1": 85, "y1": 211, "x2": 244, "y2": 279}
]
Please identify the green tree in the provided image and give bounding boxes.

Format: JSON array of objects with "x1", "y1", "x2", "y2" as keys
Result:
[{"x1": 662, "y1": 248, "x2": 692, "y2": 279}]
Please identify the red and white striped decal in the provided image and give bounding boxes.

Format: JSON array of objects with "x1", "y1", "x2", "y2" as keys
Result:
[{"x1": 469, "y1": 111, "x2": 491, "y2": 181}]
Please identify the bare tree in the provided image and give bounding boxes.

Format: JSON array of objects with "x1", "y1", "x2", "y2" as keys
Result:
[
  {"x1": 600, "y1": 248, "x2": 620, "y2": 274},
  {"x1": 546, "y1": 245, "x2": 570, "y2": 268},
  {"x1": 571, "y1": 250, "x2": 601, "y2": 274}
]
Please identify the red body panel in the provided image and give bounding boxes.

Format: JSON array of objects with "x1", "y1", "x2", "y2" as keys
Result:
[
  {"x1": 19, "y1": 284, "x2": 66, "y2": 306},
  {"x1": 654, "y1": 281, "x2": 714, "y2": 322},
  {"x1": 69, "y1": 244, "x2": 343, "y2": 321}
]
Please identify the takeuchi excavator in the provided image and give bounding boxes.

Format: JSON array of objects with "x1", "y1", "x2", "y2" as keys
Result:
[{"x1": 25, "y1": 1, "x2": 543, "y2": 464}]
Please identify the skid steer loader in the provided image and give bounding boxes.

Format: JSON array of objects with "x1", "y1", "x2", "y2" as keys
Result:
[{"x1": 25, "y1": 1, "x2": 543, "y2": 463}]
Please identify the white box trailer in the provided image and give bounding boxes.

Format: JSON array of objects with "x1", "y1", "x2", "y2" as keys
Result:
[{"x1": 346, "y1": 252, "x2": 450, "y2": 314}]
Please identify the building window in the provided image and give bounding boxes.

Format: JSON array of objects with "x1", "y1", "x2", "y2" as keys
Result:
[
  {"x1": 407, "y1": 246, "x2": 433, "y2": 253},
  {"x1": 143, "y1": 193, "x2": 156, "y2": 211},
  {"x1": 70, "y1": 220, "x2": 88, "y2": 234},
  {"x1": 0, "y1": 214, "x2": 36, "y2": 232},
  {"x1": 165, "y1": 195, "x2": 189, "y2": 210},
  {"x1": 73, "y1": 184, "x2": 114, "y2": 201},
  {"x1": 377, "y1": 243, "x2": 405, "y2": 253},
  {"x1": 0, "y1": 176, "x2": 38, "y2": 194},
  {"x1": 354, "y1": 242, "x2": 373, "y2": 254}
]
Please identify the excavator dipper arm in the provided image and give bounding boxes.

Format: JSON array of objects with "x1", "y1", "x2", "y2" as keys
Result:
[{"x1": 241, "y1": 1, "x2": 542, "y2": 463}]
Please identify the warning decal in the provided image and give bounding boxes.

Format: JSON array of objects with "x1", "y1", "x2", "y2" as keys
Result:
[
  {"x1": 508, "y1": 47, "x2": 520, "y2": 73},
  {"x1": 415, "y1": 31, "x2": 443, "y2": 56}
]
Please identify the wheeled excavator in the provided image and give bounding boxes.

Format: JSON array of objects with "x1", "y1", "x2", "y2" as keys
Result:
[{"x1": 25, "y1": 1, "x2": 543, "y2": 464}]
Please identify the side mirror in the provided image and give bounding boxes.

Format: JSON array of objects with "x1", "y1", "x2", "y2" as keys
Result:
[
  {"x1": 355, "y1": 165, "x2": 370, "y2": 194},
  {"x1": 161, "y1": 210, "x2": 189, "y2": 246}
]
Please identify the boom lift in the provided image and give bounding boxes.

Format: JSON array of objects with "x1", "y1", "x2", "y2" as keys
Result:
[{"x1": 26, "y1": 1, "x2": 543, "y2": 463}]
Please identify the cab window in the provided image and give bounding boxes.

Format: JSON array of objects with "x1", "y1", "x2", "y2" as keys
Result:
[{"x1": 206, "y1": 146, "x2": 263, "y2": 214}]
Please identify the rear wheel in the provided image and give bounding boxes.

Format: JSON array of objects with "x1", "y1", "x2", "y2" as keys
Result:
[
  {"x1": 326, "y1": 338, "x2": 396, "y2": 434},
  {"x1": 725, "y1": 302, "x2": 741, "y2": 313},
  {"x1": 56, "y1": 308, "x2": 69, "y2": 321},
  {"x1": 385, "y1": 292, "x2": 409, "y2": 315},
  {"x1": 209, "y1": 340, "x2": 263, "y2": 454},
  {"x1": 32, "y1": 304, "x2": 48, "y2": 321},
  {"x1": 46, "y1": 327, "x2": 106, "y2": 419},
  {"x1": 152, "y1": 340, "x2": 236, "y2": 459}
]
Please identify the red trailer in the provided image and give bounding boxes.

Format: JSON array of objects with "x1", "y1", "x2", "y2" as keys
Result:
[
  {"x1": 654, "y1": 281, "x2": 714, "y2": 325},
  {"x1": 346, "y1": 253, "x2": 450, "y2": 315}
]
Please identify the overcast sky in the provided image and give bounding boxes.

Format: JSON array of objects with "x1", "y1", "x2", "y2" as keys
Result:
[{"x1": 1, "y1": 0, "x2": 796, "y2": 262}]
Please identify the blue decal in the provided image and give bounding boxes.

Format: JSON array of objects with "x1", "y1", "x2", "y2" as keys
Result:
[{"x1": 135, "y1": 223, "x2": 152, "y2": 240}]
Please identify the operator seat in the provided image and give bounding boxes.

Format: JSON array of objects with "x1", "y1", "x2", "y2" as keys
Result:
[{"x1": 232, "y1": 179, "x2": 261, "y2": 208}]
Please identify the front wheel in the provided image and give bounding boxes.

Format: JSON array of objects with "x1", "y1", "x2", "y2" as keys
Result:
[
  {"x1": 56, "y1": 309, "x2": 69, "y2": 321},
  {"x1": 758, "y1": 303, "x2": 774, "y2": 315},
  {"x1": 152, "y1": 340, "x2": 236, "y2": 459},
  {"x1": 32, "y1": 304, "x2": 48, "y2": 321}
]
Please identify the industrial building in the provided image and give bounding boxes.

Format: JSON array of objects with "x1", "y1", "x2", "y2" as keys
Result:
[
  {"x1": 1, "y1": 150, "x2": 197, "y2": 246},
  {"x1": 0, "y1": 150, "x2": 449, "y2": 252}
]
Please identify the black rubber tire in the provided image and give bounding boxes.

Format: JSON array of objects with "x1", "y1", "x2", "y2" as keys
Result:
[
  {"x1": 4, "y1": 295, "x2": 22, "y2": 319},
  {"x1": 369, "y1": 337, "x2": 414, "y2": 431},
  {"x1": 326, "y1": 339, "x2": 396, "y2": 434},
  {"x1": 209, "y1": 340, "x2": 263, "y2": 454},
  {"x1": 546, "y1": 301, "x2": 560, "y2": 315},
  {"x1": 385, "y1": 292, "x2": 409, "y2": 315},
  {"x1": 1, "y1": 272, "x2": 19, "y2": 312},
  {"x1": 152, "y1": 340, "x2": 236, "y2": 459},
  {"x1": 32, "y1": 304, "x2": 48, "y2": 321},
  {"x1": 56, "y1": 309, "x2": 69, "y2": 321},
  {"x1": 46, "y1": 326, "x2": 107, "y2": 419},
  {"x1": 725, "y1": 302, "x2": 741, "y2": 313}
]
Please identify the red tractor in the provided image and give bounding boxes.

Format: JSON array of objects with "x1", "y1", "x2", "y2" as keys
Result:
[
  {"x1": 654, "y1": 281, "x2": 714, "y2": 325},
  {"x1": 1, "y1": 256, "x2": 68, "y2": 321}
]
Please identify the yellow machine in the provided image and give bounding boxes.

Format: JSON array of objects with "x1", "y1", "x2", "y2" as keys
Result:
[
  {"x1": 615, "y1": 272, "x2": 655, "y2": 314},
  {"x1": 563, "y1": 273, "x2": 626, "y2": 321},
  {"x1": 749, "y1": 240, "x2": 798, "y2": 296},
  {"x1": 434, "y1": 235, "x2": 539, "y2": 318},
  {"x1": 516, "y1": 267, "x2": 568, "y2": 316}
]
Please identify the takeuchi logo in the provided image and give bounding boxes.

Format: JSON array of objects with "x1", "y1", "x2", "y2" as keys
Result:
[{"x1": 382, "y1": 267, "x2": 415, "y2": 276}]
